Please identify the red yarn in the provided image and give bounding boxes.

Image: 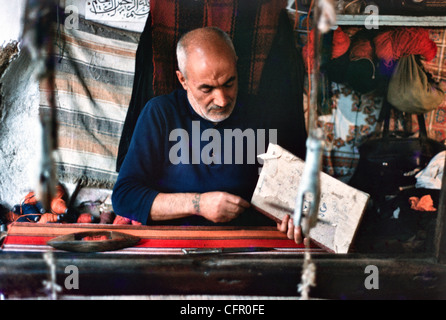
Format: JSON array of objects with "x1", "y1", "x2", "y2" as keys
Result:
[
  {"x1": 350, "y1": 38, "x2": 374, "y2": 61},
  {"x1": 303, "y1": 27, "x2": 351, "y2": 72},
  {"x1": 302, "y1": 30, "x2": 315, "y2": 72},
  {"x1": 38, "y1": 213, "x2": 58, "y2": 223},
  {"x1": 77, "y1": 213, "x2": 94, "y2": 223},
  {"x1": 23, "y1": 192, "x2": 38, "y2": 205},
  {"x1": 113, "y1": 215, "x2": 142, "y2": 225},
  {"x1": 82, "y1": 235, "x2": 109, "y2": 241},
  {"x1": 332, "y1": 27, "x2": 351, "y2": 59},
  {"x1": 113, "y1": 215, "x2": 132, "y2": 225},
  {"x1": 374, "y1": 27, "x2": 437, "y2": 67},
  {"x1": 51, "y1": 198, "x2": 67, "y2": 215},
  {"x1": 4, "y1": 211, "x2": 20, "y2": 223}
]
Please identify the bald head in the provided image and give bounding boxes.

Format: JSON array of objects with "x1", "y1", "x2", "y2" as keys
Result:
[
  {"x1": 176, "y1": 27, "x2": 237, "y2": 78},
  {"x1": 175, "y1": 27, "x2": 238, "y2": 123}
]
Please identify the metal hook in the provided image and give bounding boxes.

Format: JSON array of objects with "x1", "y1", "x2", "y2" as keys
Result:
[{"x1": 293, "y1": 136, "x2": 323, "y2": 236}]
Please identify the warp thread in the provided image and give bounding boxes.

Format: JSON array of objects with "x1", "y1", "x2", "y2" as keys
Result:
[{"x1": 298, "y1": 250, "x2": 317, "y2": 300}]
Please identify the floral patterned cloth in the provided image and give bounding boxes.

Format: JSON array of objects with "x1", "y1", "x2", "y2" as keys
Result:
[{"x1": 317, "y1": 83, "x2": 383, "y2": 183}]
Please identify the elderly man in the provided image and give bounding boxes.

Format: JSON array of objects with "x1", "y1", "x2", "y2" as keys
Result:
[{"x1": 112, "y1": 27, "x2": 303, "y2": 243}]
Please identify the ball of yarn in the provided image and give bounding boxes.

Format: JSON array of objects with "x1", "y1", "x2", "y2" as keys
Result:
[
  {"x1": 112, "y1": 215, "x2": 141, "y2": 225},
  {"x1": 51, "y1": 198, "x2": 68, "y2": 215},
  {"x1": 303, "y1": 27, "x2": 351, "y2": 72},
  {"x1": 332, "y1": 27, "x2": 351, "y2": 59},
  {"x1": 23, "y1": 192, "x2": 38, "y2": 206},
  {"x1": 374, "y1": 27, "x2": 437, "y2": 67},
  {"x1": 77, "y1": 213, "x2": 94, "y2": 223},
  {"x1": 38, "y1": 213, "x2": 58, "y2": 223},
  {"x1": 350, "y1": 38, "x2": 374, "y2": 61},
  {"x1": 113, "y1": 215, "x2": 132, "y2": 225}
]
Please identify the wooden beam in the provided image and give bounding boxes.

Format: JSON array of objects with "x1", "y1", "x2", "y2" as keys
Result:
[
  {"x1": 1, "y1": 251, "x2": 446, "y2": 299},
  {"x1": 435, "y1": 154, "x2": 446, "y2": 264}
]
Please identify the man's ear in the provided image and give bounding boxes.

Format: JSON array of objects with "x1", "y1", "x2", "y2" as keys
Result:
[{"x1": 176, "y1": 70, "x2": 187, "y2": 90}]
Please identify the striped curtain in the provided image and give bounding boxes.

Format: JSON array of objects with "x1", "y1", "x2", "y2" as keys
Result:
[{"x1": 39, "y1": 18, "x2": 140, "y2": 188}]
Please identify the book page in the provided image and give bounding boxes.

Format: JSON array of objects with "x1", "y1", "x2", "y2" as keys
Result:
[{"x1": 251, "y1": 144, "x2": 369, "y2": 253}]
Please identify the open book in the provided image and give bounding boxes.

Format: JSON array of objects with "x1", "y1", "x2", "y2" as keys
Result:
[{"x1": 251, "y1": 144, "x2": 369, "y2": 253}]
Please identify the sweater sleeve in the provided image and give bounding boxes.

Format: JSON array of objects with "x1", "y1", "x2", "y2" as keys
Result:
[{"x1": 111, "y1": 99, "x2": 165, "y2": 224}]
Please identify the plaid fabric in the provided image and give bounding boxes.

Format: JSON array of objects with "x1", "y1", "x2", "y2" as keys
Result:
[
  {"x1": 150, "y1": 0, "x2": 287, "y2": 97},
  {"x1": 39, "y1": 18, "x2": 140, "y2": 188},
  {"x1": 423, "y1": 29, "x2": 446, "y2": 142},
  {"x1": 2, "y1": 222, "x2": 325, "y2": 254}
]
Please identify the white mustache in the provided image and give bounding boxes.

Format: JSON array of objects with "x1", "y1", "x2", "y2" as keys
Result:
[{"x1": 208, "y1": 103, "x2": 231, "y2": 111}]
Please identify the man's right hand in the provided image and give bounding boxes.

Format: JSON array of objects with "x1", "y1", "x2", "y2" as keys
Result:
[
  {"x1": 196, "y1": 191, "x2": 251, "y2": 223},
  {"x1": 149, "y1": 191, "x2": 250, "y2": 223}
]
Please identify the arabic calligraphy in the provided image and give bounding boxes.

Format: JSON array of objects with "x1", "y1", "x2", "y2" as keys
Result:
[{"x1": 86, "y1": 0, "x2": 150, "y2": 21}]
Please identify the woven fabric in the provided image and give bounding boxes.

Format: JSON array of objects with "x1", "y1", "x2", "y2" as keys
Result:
[
  {"x1": 1, "y1": 222, "x2": 325, "y2": 254},
  {"x1": 422, "y1": 29, "x2": 446, "y2": 143},
  {"x1": 39, "y1": 18, "x2": 139, "y2": 188}
]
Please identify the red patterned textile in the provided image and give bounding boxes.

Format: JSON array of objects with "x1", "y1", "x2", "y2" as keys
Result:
[
  {"x1": 150, "y1": 0, "x2": 287, "y2": 97},
  {"x1": 2, "y1": 222, "x2": 325, "y2": 255}
]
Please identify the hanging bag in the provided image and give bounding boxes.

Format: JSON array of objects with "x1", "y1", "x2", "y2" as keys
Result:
[
  {"x1": 349, "y1": 101, "x2": 446, "y2": 199},
  {"x1": 387, "y1": 54, "x2": 444, "y2": 114}
]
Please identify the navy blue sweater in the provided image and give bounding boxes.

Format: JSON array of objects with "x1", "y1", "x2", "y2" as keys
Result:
[{"x1": 112, "y1": 89, "x2": 278, "y2": 226}]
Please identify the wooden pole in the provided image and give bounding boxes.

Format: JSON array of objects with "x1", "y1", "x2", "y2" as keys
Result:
[{"x1": 435, "y1": 152, "x2": 446, "y2": 263}]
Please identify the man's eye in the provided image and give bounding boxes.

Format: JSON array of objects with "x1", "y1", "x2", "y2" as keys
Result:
[
  {"x1": 201, "y1": 87, "x2": 212, "y2": 93},
  {"x1": 224, "y1": 81, "x2": 234, "y2": 88}
]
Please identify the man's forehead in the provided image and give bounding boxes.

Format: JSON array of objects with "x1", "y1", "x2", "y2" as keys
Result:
[
  {"x1": 196, "y1": 75, "x2": 237, "y2": 89},
  {"x1": 186, "y1": 52, "x2": 237, "y2": 81}
]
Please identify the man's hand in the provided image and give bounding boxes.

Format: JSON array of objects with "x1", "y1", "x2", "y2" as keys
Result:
[
  {"x1": 195, "y1": 191, "x2": 251, "y2": 223},
  {"x1": 277, "y1": 214, "x2": 308, "y2": 245}
]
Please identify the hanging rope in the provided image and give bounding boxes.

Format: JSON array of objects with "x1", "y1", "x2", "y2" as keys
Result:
[{"x1": 296, "y1": 0, "x2": 336, "y2": 300}]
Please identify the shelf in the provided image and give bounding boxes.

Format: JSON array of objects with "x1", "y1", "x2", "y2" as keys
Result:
[
  {"x1": 336, "y1": 14, "x2": 446, "y2": 27},
  {"x1": 287, "y1": 9, "x2": 446, "y2": 27}
]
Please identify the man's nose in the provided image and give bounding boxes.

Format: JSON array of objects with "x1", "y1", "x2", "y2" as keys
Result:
[{"x1": 213, "y1": 88, "x2": 229, "y2": 107}]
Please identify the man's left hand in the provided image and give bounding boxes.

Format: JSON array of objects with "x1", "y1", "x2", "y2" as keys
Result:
[{"x1": 277, "y1": 214, "x2": 308, "y2": 245}]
